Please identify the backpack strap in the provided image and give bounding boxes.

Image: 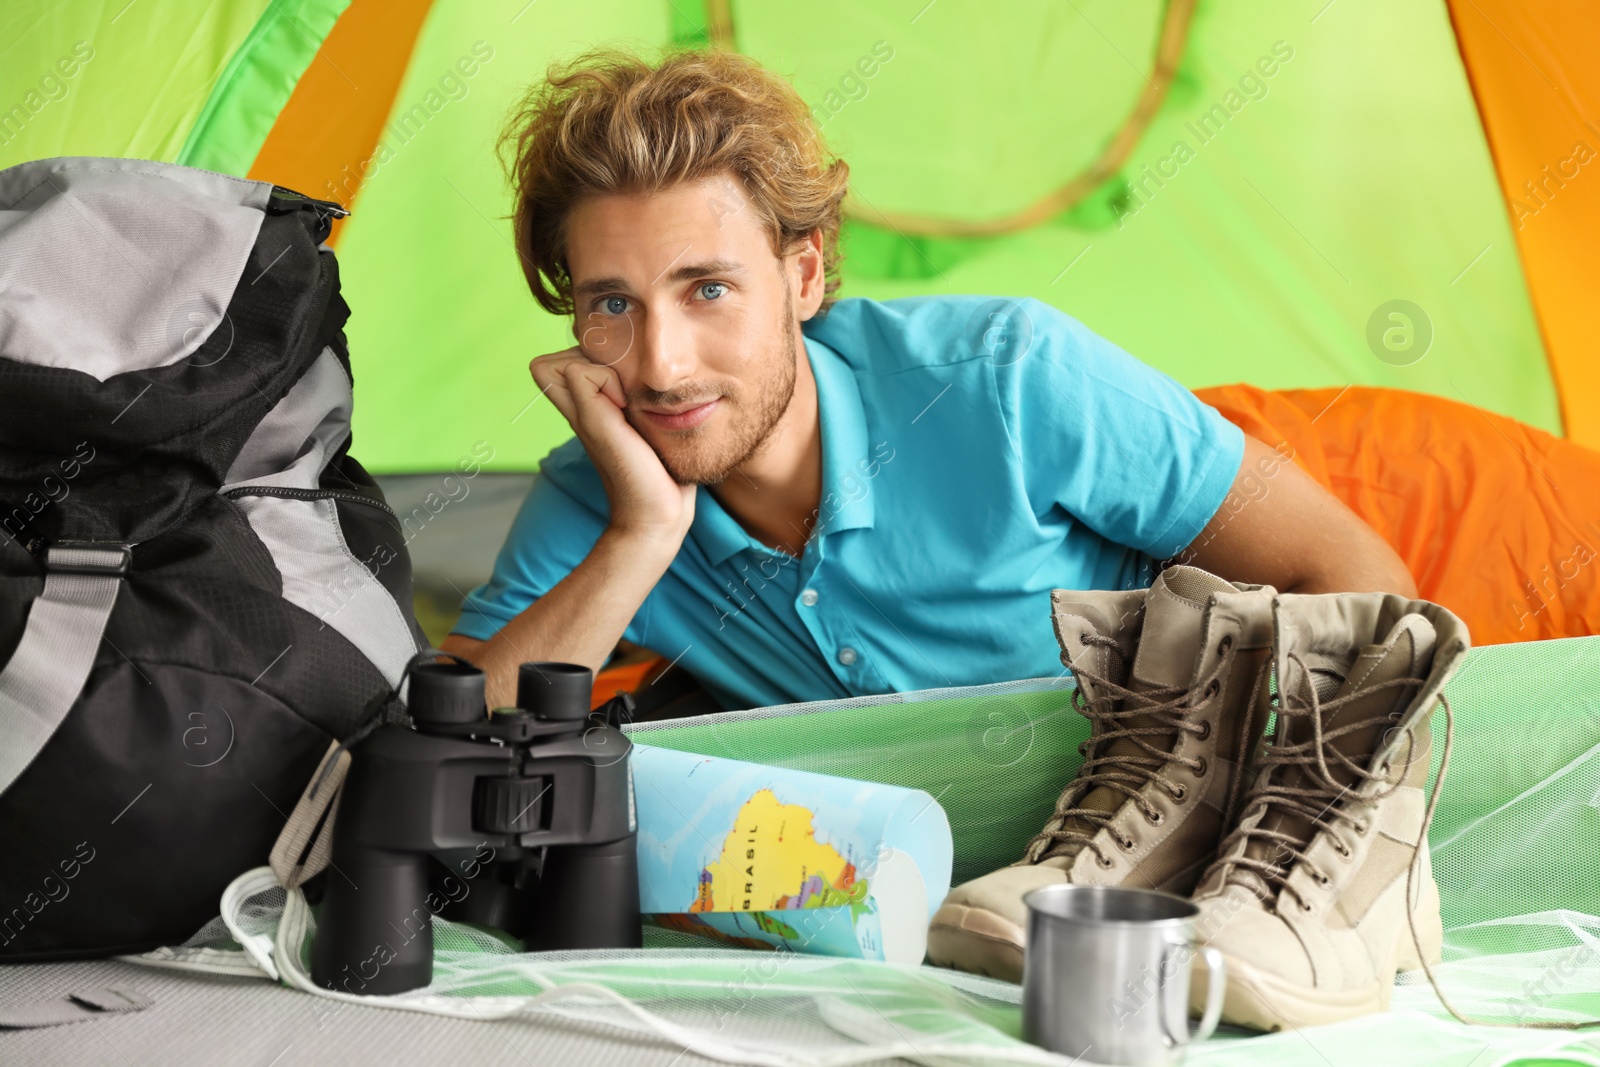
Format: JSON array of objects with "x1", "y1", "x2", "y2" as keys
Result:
[
  {"x1": 268, "y1": 739, "x2": 350, "y2": 888},
  {"x1": 269, "y1": 686, "x2": 403, "y2": 888},
  {"x1": 0, "y1": 542, "x2": 130, "y2": 794}
]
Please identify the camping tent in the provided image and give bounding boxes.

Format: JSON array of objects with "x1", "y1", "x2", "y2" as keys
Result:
[
  {"x1": 5, "y1": 3, "x2": 1600, "y2": 1064},
  {"x1": 6, "y1": 0, "x2": 1597, "y2": 467}
]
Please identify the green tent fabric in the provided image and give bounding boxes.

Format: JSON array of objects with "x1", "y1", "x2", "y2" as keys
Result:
[
  {"x1": 332, "y1": 0, "x2": 1557, "y2": 472},
  {"x1": 177, "y1": 0, "x2": 349, "y2": 176},
  {"x1": 4, "y1": 0, "x2": 1549, "y2": 473},
  {"x1": 0, "y1": 0, "x2": 344, "y2": 173}
]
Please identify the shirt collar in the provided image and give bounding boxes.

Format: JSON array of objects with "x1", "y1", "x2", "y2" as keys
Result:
[
  {"x1": 808, "y1": 334, "x2": 876, "y2": 538},
  {"x1": 689, "y1": 334, "x2": 875, "y2": 567}
]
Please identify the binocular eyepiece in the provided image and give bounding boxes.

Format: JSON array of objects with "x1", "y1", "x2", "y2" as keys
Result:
[
  {"x1": 309, "y1": 656, "x2": 640, "y2": 996},
  {"x1": 408, "y1": 660, "x2": 595, "y2": 727}
]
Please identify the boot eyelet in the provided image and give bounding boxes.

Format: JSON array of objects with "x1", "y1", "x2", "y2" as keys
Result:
[
  {"x1": 1169, "y1": 785, "x2": 1188, "y2": 803},
  {"x1": 1143, "y1": 807, "x2": 1165, "y2": 826},
  {"x1": 1117, "y1": 834, "x2": 1136, "y2": 851},
  {"x1": 1217, "y1": 635, "x2": 1233, "y2": 655},
  {"x1": 1335, "y1": 843, "x2": 1352, "y2": 860},
  {"x1": 1298, "y1": 899, "x2": 1313, "y2": 913},
  {"x1": 1097, "y1": 853, "x2": 1115, "y2": 869},
  {"x1": 1311, "y1": 870, "x2": 1330, "y2": 887},
  {"x1": 1194, "y1": 720, "x2": 1212, "y2": 741},
  {"x1": 1355, "y1": 821, "x2": 1371, "y2": 836},
  {"x1": 1194, "y1": 758, "x2": 1209, "y2": 778},
  {"x1": 1204, "y1": 680, "x2": 1220, "y2": 699}
]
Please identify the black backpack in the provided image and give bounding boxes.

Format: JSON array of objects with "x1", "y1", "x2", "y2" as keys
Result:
[{"x1": 0, "y1": 156, "x2": 426, "y2": 959}]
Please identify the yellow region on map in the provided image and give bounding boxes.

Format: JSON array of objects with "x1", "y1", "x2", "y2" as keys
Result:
[{"x1": 692, "y1": 788, "x2": 859, "y2": 913}]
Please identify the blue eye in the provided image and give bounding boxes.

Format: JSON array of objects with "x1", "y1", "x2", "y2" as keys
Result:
[
  {"x1": 698, "y1": 282, "x2": 727, "y2": 301},
  {"x1": 600, "y1": 296, "x2": 629, "y2": 315}
]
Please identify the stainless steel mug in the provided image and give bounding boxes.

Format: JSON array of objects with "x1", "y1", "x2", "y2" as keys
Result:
[{"x1": 1022, "y1": 884, "x2": 1225, "y2": 1066}]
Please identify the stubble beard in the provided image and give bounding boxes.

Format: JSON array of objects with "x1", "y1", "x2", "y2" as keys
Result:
[{"x1": 650, "y1": 282, "x2": 799, "y2": 487}]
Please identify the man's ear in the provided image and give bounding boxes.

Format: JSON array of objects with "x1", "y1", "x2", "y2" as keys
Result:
[{"x1": 790, "y1": 228, "x2": 826, "y2": 321}]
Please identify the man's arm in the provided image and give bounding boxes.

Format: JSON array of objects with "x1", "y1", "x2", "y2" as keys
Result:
[
  {"x1": 1171, "y1": 433, "x2": 1418, "y2": 597},
  {"x1": 440, "y1": 526, "x2": 678, "y2": 708},
  {"x1": 441, "y1": 344, "x2": 697, "y2": 707}
]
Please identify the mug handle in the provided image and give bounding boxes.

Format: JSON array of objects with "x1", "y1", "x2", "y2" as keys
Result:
[
  {"x1": 1159, "y1": 944, "x2": 1226, "y2": 1047},
  {"x1": 1193, "y1": 947, "x2": 1226, "y2": 1042}
]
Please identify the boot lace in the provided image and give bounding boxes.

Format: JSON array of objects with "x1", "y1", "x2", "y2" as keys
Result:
[
  {"x1": 1206, "y1": 649, "x2": 1425, "y2": 911},
  {"x1": 1024, "y1": 631, "x2": 1259, "y2": 868}
]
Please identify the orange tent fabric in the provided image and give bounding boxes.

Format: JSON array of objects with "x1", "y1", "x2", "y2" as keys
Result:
[
  {"x1": 1197, "y1": 383, "x2": 1600, "y2": 646},
  {"x1": 247, "y1": 0, "x2": 437, "y2": 249},
  {"x1": 1446, "y1": 0, "x2": 1600, "y2": 450}
]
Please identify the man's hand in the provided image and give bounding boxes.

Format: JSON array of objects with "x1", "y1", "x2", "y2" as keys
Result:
[{"x1": 530, "y1": 346, "x2": 696, "y2": 544}]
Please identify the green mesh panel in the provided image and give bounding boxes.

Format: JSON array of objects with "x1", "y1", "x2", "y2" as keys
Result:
[
  {"x1": 627, "y1": 635, "x2": 1600, "y2": 1039},
  {"x1": 633, "y1": 638, "x2": 1600, "y2": 929}
]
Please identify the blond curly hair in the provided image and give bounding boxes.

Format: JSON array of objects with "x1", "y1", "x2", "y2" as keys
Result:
[{"x1": 497, "y1": 47, "x2": 850, "y2": 317}]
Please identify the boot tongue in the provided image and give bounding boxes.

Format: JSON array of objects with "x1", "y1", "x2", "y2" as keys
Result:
[
  {"x1": 1231, "y1": 613, "x2": 1437, "y2": 897},
  {"x1": 1301, "y1": 615, "x2": 1436, "y2": 788},
  {"x1": 1129, "y1": 567, "x2": 1238, "y2": 690},
  {"x1": 1044, "y1": 567, "x2": 1235, "y2": 858}
]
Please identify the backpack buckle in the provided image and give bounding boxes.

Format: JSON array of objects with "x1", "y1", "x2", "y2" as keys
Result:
[{"x1": 45, "y1": 542, "x2": 132, "y2": 578}]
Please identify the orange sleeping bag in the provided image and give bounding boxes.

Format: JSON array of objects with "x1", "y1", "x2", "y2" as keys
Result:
[{"x1": 1197, "y1": 383, "x2": 1600, "y2": 646}]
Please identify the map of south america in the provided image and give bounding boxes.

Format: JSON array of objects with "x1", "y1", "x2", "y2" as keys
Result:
[{"x1": 692, "y1": 788, "x2": 866, "y2": 913}]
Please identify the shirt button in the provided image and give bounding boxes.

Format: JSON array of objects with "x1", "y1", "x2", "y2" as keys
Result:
[
  {"x1": 800, "y1": 589, "x2": 819, "y2": 607},
  {"x1": 837, "y1": 646, "x2": 858, "y2": 666}
]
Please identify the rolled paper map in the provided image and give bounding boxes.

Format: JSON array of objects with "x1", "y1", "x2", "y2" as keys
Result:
[{"x1": 631, "y1": 743, "x2": 953, "y2": 964}]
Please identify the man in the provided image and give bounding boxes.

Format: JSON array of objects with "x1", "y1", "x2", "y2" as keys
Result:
[{"x1": 442, "y1": 47, "x2": 1415, "y2": 711}]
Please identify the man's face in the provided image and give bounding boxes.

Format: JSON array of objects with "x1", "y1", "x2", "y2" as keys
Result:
[{"x1": 563, "y1": 172, "x2": 804, "y2": 486}]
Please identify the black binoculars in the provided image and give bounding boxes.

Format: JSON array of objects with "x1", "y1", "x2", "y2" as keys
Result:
[{"x1": 309, "y1": 656, "x2": 640, "y2": 996}]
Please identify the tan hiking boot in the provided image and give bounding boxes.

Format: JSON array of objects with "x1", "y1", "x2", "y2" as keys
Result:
[
  {"x1": 926, "y1": 566, "x2": 1276, "y2": 981},
  {"x1": 1187, "y1": 591, "x2": 1470, "y2": 1031}
]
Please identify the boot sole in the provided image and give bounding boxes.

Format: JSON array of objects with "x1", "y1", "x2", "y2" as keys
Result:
[
  {"x1": 1198, "y1": 948, "x2": 1398, "y2": 1032},
  {"x1": 925, "y1": 903, "x2": 1025, "y2": 982},
  {"x1": 1195, "y1": 885, "x2": 1444, "y2": 1032}
]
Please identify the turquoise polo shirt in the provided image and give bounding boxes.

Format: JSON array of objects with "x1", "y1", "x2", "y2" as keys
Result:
[{"x1": 450, "y1": 295, "x2": 1245, "y2": 711}]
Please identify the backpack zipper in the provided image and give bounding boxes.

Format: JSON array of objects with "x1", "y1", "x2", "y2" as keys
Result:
[
  {"x1": 266, "y1": 187, "x2": 351, "y2": 218},
  {"x1": 219, "y1": 241, "x2": 374, "y2": 522},
  {"x1": 266, "y1": 186, "x2": 351, "y2": 243},
  {"x1": 221, "y1": 485, "x2": 399, "y2": 522}
]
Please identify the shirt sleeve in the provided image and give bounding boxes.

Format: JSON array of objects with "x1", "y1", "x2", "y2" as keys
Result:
[
  {"x1": 448, "y1": 465, "x2": 624, "y2": 642},
  {"x1": 992, "y1": 298, "x2": 1245, "y2": 561}
]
